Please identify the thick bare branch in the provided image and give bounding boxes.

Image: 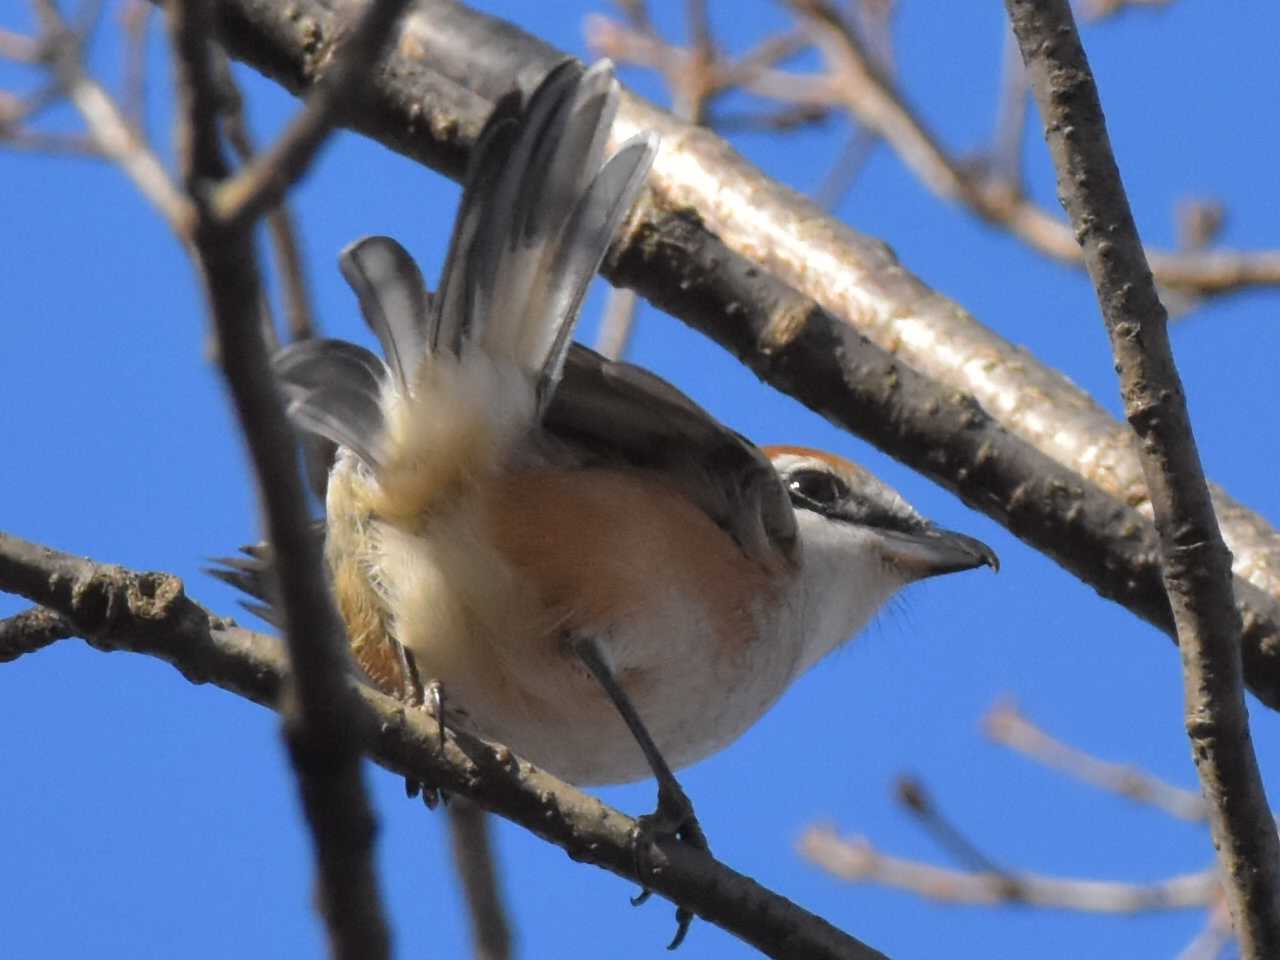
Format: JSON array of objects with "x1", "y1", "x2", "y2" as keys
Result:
[
  {"x1": 799, "y1": 826, "x2": 1218, "y2": 912},
  {"x1": 165, "y1": 0, "x2": 400, "y2": 953},
  {"x1": 1005, "y1": 3, "x2": 1280, "y2": 956},
  {"x1": 0, "y1": 531, "x2": 891, "y2": 960},
  {"x1": 204, "y1": 0, "x2": 1280, "y2": 715}
]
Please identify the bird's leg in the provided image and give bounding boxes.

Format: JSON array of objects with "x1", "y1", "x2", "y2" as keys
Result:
[
  {"x1": 569, "y1": 634, "x2": 707, "y2": 949},
  {"x1": 397, "y1": 642, "x2": 447, "y2": 810}
]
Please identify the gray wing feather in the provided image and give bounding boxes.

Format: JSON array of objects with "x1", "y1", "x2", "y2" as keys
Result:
[{"x1": 548, "y1": 345, "x2": 798, "y2": 566}]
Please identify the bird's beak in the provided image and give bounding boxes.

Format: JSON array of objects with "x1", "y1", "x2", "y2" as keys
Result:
[{"x1": 878, "y1": 525, "x2": 999, "y2": 580}]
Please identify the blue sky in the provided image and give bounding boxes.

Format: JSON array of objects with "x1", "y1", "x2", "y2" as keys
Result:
[{"x1": 3, "y1": 2, "x2": 1279, "y2": 958}]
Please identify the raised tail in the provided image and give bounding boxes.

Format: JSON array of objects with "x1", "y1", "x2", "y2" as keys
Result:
[{"x1": 271, "y1": 59, "x2": 656, "y2": 495}]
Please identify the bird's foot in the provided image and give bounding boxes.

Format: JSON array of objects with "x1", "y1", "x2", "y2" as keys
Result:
[
  {"x1": 404, "y1": 679, "x2": 448, "y2": 810},
  {"x1": 631, "y1": 780, "x2": 709, "y2": 950}
]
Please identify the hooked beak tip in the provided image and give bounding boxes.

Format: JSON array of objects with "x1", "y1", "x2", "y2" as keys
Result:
[{"x1": 882, "y1": 526, "x2": 999, "y2": 579}]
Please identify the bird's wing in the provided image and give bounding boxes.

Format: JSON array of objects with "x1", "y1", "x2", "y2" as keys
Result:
[{"x1": 546, "y1": 343, "x2": 798, "y2": 570}]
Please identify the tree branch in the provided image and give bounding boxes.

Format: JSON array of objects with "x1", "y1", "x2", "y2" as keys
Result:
[
  {"x1": 164, "y1": 0, "x2": 408, "y2": 953},
  {"x1": 984, "y1": 700, "x2": 1208, "y2": 822},
  {"x1": 24, "y1": 2, "x2": 190, "y2": 230},
  {"x1": 1005, "y1": 3, "x2": 1280, "y2": 956},
  {"x1": 447, "y1": 798, "x2": 512, "y2": 960},
  {"x1": 0, "y1": 530, "x2": 890, "y2": 960},
  {"x1": 0, "y1": 605, "x2": 73, "y2": 662},
  {"x1": 203, "y1": 0, "x2": 1280, "y2": 713},
  {"x1": 799, "y1": 825, "x2": 1218, "y2": 913},
  {"x1": 210, "y1": 0, "x2": 414, "y2": 229}
]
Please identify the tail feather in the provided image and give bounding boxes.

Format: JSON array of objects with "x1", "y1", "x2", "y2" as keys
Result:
[
  {"x1": 432, "y1": 88, "x2": 525, "y2": 356},
  {"x1": 338, "y1": 236, "x2": 430, "y2": 393},
  {"x1": 273, "y1": 338, "x2": 386, "y2": 468},
  {"x1": 436, "y1": 59, "x2": 658, "y2": 400},
  {"x1": 259, "y1": 60, "x2": 656, "y2": 508},
  {"x1": 207, "y1": 521, "x2": 327, "y2": 627},
  {"x1": 531, "y1": 134, "x2": 656, "y2": 405}
]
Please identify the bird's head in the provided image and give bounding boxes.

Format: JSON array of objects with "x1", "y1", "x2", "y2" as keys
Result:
[{"x1": 766, "y1": 446, "x2": 997, "y2": 673}]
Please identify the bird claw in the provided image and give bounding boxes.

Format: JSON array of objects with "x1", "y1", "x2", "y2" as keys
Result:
[
  {"x1": 403, "y1": 678, "x2": 448, "y2": 809},
  {"x1": 631, "y1": 782, "x2": 709, "y2": 950},
  {"x1": 404, "y1": 776, "x2": 445, "y2": 810}
]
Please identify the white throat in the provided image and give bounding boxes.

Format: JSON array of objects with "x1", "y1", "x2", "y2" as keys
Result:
[{"x1": 784, "y1": 509, "x2": 908, "y2": 677}]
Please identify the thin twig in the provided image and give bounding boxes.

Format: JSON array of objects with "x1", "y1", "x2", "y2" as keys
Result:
[
  {"x1": 1082, "y1": 0, "x2": 1173, "y2": 21},
  {"x1": 984, "y1": 700, "x2": 1208, "y2": 822},
  {"x1": 0, "y1": 606, "x2": 74, "y2": 662},
  {"x1": 595, "y1": 287, "x2": 640, "y2": 359},
  {"x1": 1006, "y1": 4, "x2": 1280, "y2": 957},
  {"x1": 893, "y1": 777, "x2": 1008, "y2": 876},
  {"x1": 0, "y1": 27, "x2": 42, "y2": 62},
  {"x1": 777, "y1": 0, "x2": 1280, "y2": 298},
  {"x1": 799, "y1": 825, "x2": 1219, "y2": 912},
  {"x1": 211, "y1": 0, "x2": 414, "y2": 229},
  {"x1": 120, "y1": 0, "x2": 151, "y2": 136},
  {"x1": 447, "y1": 798, "x2": 513, "y2": 960},
  {"x1": 1176, "y1": 899, "x2": 1235, "y2": 960},
  {"x1": 0, "y1": 530, "x2": 891, "y2": 960},
  {"x1": 27, "y1": 2, "x2": 189, "y2": 229},
  {"x1": 987, "y1": 24, "x2": 1027, "y2": 191},
  {"x1": 214, "y1": 50, "x2": 316, "y2": 342}
]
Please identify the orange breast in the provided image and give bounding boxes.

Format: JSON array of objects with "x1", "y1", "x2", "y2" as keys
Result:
[{"x1": 483, "y1": 467, "x2": 773, "y2": 653}]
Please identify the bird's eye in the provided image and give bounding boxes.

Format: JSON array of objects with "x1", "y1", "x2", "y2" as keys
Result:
[{"x1": 787, "y1": 469, "x2": 849, "y2": 510}]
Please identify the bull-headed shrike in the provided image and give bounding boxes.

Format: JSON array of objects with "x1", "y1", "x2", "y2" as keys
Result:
[{"x1": 217, "y1": 58, "x2": 996, "y2": 945}]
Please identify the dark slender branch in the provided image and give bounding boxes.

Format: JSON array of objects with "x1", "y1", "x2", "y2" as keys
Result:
[
  {"x1": 165, "y1": 0, "x2": 397, "y2": 954},
  {"x1": 210, "y1": 0, "x2": 413, "y2": 229},
  {"x1": 0, "y1": 606, "x2": 73, "y2": 662},
  {"x1": 215, "y1": 50, "x2": 317, "y2": 342},
  {"x1": 893, "y1": 777, "x2": 1007, "y2": 876},
  {"x1": 0, "y1": 531, "x2": 890, "y2": 960},
  {"x1": 447, "y1": 798, "x2": 512, "y2": 960},
  {"x1": 1006, "y1": 3, "x2": 1280, "y2": 957},
  {"x1": 203, "y1": 0, "x2": 1280, "y2": 713}
]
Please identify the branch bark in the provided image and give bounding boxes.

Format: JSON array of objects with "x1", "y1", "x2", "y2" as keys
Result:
[
  {"x1": 0, "y1": 530, "x2": 890, "y2": 960},
  {"x1": 203, "y1": 0, "x2": 1280, "y2": 710},
  {"x1": 164, "y1": 0, "x2": 411, "y2": 953},
  {"x1": 1005, "y1": 2, "x2": 1280, "y2": 956}
]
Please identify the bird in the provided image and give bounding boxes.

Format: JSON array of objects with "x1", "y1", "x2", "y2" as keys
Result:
[{"x1": 214, "y1": 57, "x2": 996, "y2": 946}]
